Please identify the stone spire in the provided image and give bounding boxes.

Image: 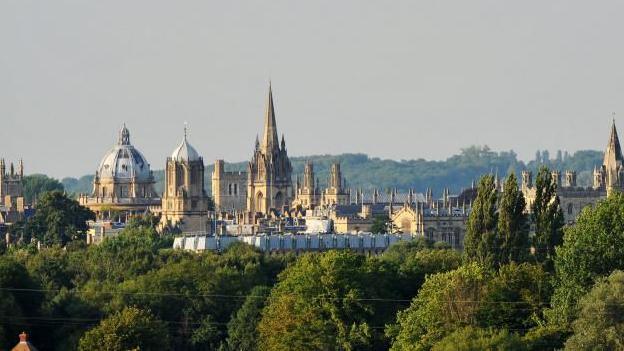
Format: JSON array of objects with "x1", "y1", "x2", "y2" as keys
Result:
[
  {"x1": 261, "y1": 82, "x2": 280, "y2": 154},
  {"x1": 603, "y1": 119, "x2": 623, "y2": 169}
]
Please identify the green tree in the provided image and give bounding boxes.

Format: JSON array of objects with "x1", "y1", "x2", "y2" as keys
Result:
[
  {"x1": 464, "y1": 175, "x2": 499, "y2": 266},
  {"x1": 431, "y1": 327, "x2": 526, "y2": 351},
  {"x1": 226, "y1": 285, "x2": 271, "y2": 351},
  {"x1": 258, "y1": 251, "x2": 392, "y2": 351},
  {"x1": 389, "y1": 263, "x2": 491, "y2": 351},
  {"x1": 564, "y1": 270, "x2": 624, "y2": 350},
  {"x1": 371, "y1": 215, "x2": 389, "y2": 234},
  {"x1": 477, "y1": 263, "x2": 550, "y2": 332},
  {"x1": 22, "y1": 191, "x2": 94, "y2": 245},
  {"x1": 22, "y1": 174, "x2": 64, "y2": 203},
  {"x1": 551, "y1": 192, "x2": 624, "y2": 325},
  {"x1": 381, "y1": 241, "x2": 462, "y2": 300},
  {"x1": 497, "y1": 173, "x2": 528, "y2": 264},
  {"x1": 0, "y1": 256, "x2": 43, "y2": 350},
  {"x1": 531, "y1": 167, "x2": 564, "y2": 267},
  {"x1": 78, "y1": 307, "x2": 170, "y2": 351}
]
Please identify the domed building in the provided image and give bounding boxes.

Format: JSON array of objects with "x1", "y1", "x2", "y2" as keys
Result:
[
  {"x1": 160, "y1": 128, "x2": 212, "y2": 233},
  {"x1": 79, "y1": 124, "x2": 160, "y2": 220}
]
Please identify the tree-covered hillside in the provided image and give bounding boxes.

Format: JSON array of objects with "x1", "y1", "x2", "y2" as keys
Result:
[{"x1": 61, "y1": 146, "x2": 603, "y2": 197}]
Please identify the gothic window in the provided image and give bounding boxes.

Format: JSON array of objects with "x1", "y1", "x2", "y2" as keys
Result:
[
  {"x1": 234, "y1": 184, "x2": 238, "y2": 195},
  {"x1": 228, "y1": 184, "x2": 232, "y2": 195},
  {"x1": 102, "y1": 186, "x2": 107, "y2": 197},
  {"x1": 275, "y1": 191, "x2": 283, "y2": 209},
  {"x1": 256, "y1": 192, "x2": 264, "y2": 213},
  {"x1": 568, "y1": 203, "x2": 573, "y2": 215}
]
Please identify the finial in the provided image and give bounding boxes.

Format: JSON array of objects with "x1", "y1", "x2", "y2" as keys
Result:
[{"x1": 184, "y1": 121, "x2": 188, "y2": 140}]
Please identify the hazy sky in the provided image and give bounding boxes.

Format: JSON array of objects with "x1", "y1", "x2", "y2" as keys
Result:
[{"x1": 2, "y1": 1, "x2": 623, "y2": 179}]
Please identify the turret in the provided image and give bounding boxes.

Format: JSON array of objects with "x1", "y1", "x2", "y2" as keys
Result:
[
  {"x1": 521, "y1": 170, "x2": 532, "y2": 189},
  {"x1": 551, "y1": 170, "x2": 561, "y2": 188},
  {"x1": 18, "y1": 159, "x2": 23, "y2": 178},
  {"x1": 564, "y1": 170, "x2": 577, "y2": 188}
]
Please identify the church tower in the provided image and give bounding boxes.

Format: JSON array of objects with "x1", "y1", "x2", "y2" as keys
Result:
[
  {"x1": 246, "y1": 83, "x2": 293, "y2": 214},
  {"x1": 293, "y1": 161, "x2": 320, "y2": 209},
  {"x1": 322, "y1": 162, "x2": 349, "y2": 206},
  {"x1": 161, "y1": 128, "x2": 211, "y2": 233},
  {"x1": 601, "y1": 119, "x2": 624, "y2": 195}
]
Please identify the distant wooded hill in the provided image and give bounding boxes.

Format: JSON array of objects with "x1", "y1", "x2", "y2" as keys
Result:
[{"x1": 60, "y1": 146, "x2": 604, "y2": 198}]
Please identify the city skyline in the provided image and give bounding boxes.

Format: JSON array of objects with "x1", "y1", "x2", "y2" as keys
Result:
[{"x1": 2, "y1": 1, "x2": 624, "y2": 178}]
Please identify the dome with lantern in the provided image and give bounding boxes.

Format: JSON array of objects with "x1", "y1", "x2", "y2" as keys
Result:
[{"x1": 97, "y1": 124, "x2": 153, "y2": 180}]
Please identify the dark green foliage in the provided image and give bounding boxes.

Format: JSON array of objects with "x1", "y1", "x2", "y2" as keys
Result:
[
  {"x1": 564, "y1": 270, "x2": 624, "y2": 350},
  {"x1": 258, "y1": 250, "x2": 399, "y2": 350},
  {"x1": 22, "y1": 174, "x2": 64, "y2": 203},
  {"x1": 497, "y1": 173, "x2": 529, "y2": 264},
  {"x1": 463, "y1": 175, "x2": 498, "y2": 266},
  {"x1": 226, "y1": 285, "x2": 271, "y2": 351},
  {"x1": 431, "y1": 327, "x2": 527, "y2": 351},
  {"x1": 0, "y1": 256, "x2": 43, "y2": 350},
  {"x1": 20, "y1": 191, "x2": 95, "y2": 245},
  {"x1": 531, "y1": 167, "x2": 564, "y2": 267},
  {"x1": 370, "y1": 215, "x2": 389, "y2": 234},
  {"x1": 78, "y1": 307, "x2": 170, "y2": 351},
  {"x1": 381, "y1": 240, "x2": 462, "y2": 300},
  {"x1": 389, "y1": 263, "x2": 491, "y2": 350},
  {"x1": 551, "y1": 192, "x2": 624, "y2": 326},
  {"x1": 389, "y1": 263, "x2": 551, "y2": 350},
  {"x1": 477, "y1": 263, "x2": 551, "y2": 332}
]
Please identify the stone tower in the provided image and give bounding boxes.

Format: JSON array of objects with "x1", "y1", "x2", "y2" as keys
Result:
[
  {"x1": 160, "y1": 128, "x2": 211, "y2": 233},
  {"x1": 323, "y1": 162, "x2": 349, "y2": 206},
  {"x1": 293, "y1": 161, "x2": 320, "y2": 209},
  {"x1": 0, "y1": 159, "x2": 24, "y2": 201},
  {"x1": 246, "y1": 83, "x2": 293, "y2": 214}
]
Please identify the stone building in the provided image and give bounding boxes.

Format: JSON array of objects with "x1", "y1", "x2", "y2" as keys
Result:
[
  {"x1": 246, "y1": 83, "x2": 293, "y2": 214},
  {"x1": 79, "y1": 124, "x2": 160, "y2": 220},
  {"x1": 522, "y1": 120, "x2": 623, "y2": 224},
  {"x1": 211, "y1": 160, "x2": 247, "y2": 212},
  {"x1": 0, "y1": 158, "x2": 25, "y2": 225},
  {"x1": 322, "y1": 162, "x2": 350, "y2": 206},
  {"x1": 160, "y1": 129, "x2": 211, "y2": 233},
  {"x1": 212, "y1": 83, "x2": 294, "y2": 216},
  {"x1": 292, "y1": 161, "x2": 321, "y2": 208},
  {"x1": 391, "y1": 198, "x2": 470, "y2": 250}
]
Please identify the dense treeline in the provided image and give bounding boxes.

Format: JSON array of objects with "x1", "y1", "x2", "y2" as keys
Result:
[
  {"x1": 60, "y1": 146, "x2": 603, "y2": 197},
  {"x1": 4, "y1": 172, "x2": 624, "y2": 349}
]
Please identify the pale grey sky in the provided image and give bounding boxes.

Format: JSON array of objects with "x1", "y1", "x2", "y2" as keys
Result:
[{"x1": 1, "y1": 0, "x2": 623, "y2": 179}]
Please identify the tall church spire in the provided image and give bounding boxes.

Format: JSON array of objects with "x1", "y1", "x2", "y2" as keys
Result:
[
  {"x1": 261, "y1": 82, "x2": 280, "y2": 153},
  {"x1": 604, "y1": 118, "x2": 624, "y2": 167}
]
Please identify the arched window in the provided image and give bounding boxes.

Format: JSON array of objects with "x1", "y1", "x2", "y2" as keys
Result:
[
  {"x1": 567, "y1": 203, "x2": 573, "y2": 215},
  {"x1": 234, "y1": 184, "x2": 238, "y2": 195},
  {"x1": 228, "y1": 184, "x2": 232, "y2": 195},
  {"x1": 274, "y1": 191, "x2": 283, "y2": 209},
  {"x1": 256, "y1": 192, "x2": 264, "y2": 213}
]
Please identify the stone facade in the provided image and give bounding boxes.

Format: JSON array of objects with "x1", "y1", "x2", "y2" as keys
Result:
[
  {"x1": 390, "y1": 194, "x2": 470, "y2": 250},
  {"x1": 0, "y1": 159, "x2": 25, "y2": 225},
  {"x1": 160, "y1": 130, "x2": 211, "y2": 233},
  {"x1": 211, "y1": 160, "x2": 247, "y2": 212}
]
